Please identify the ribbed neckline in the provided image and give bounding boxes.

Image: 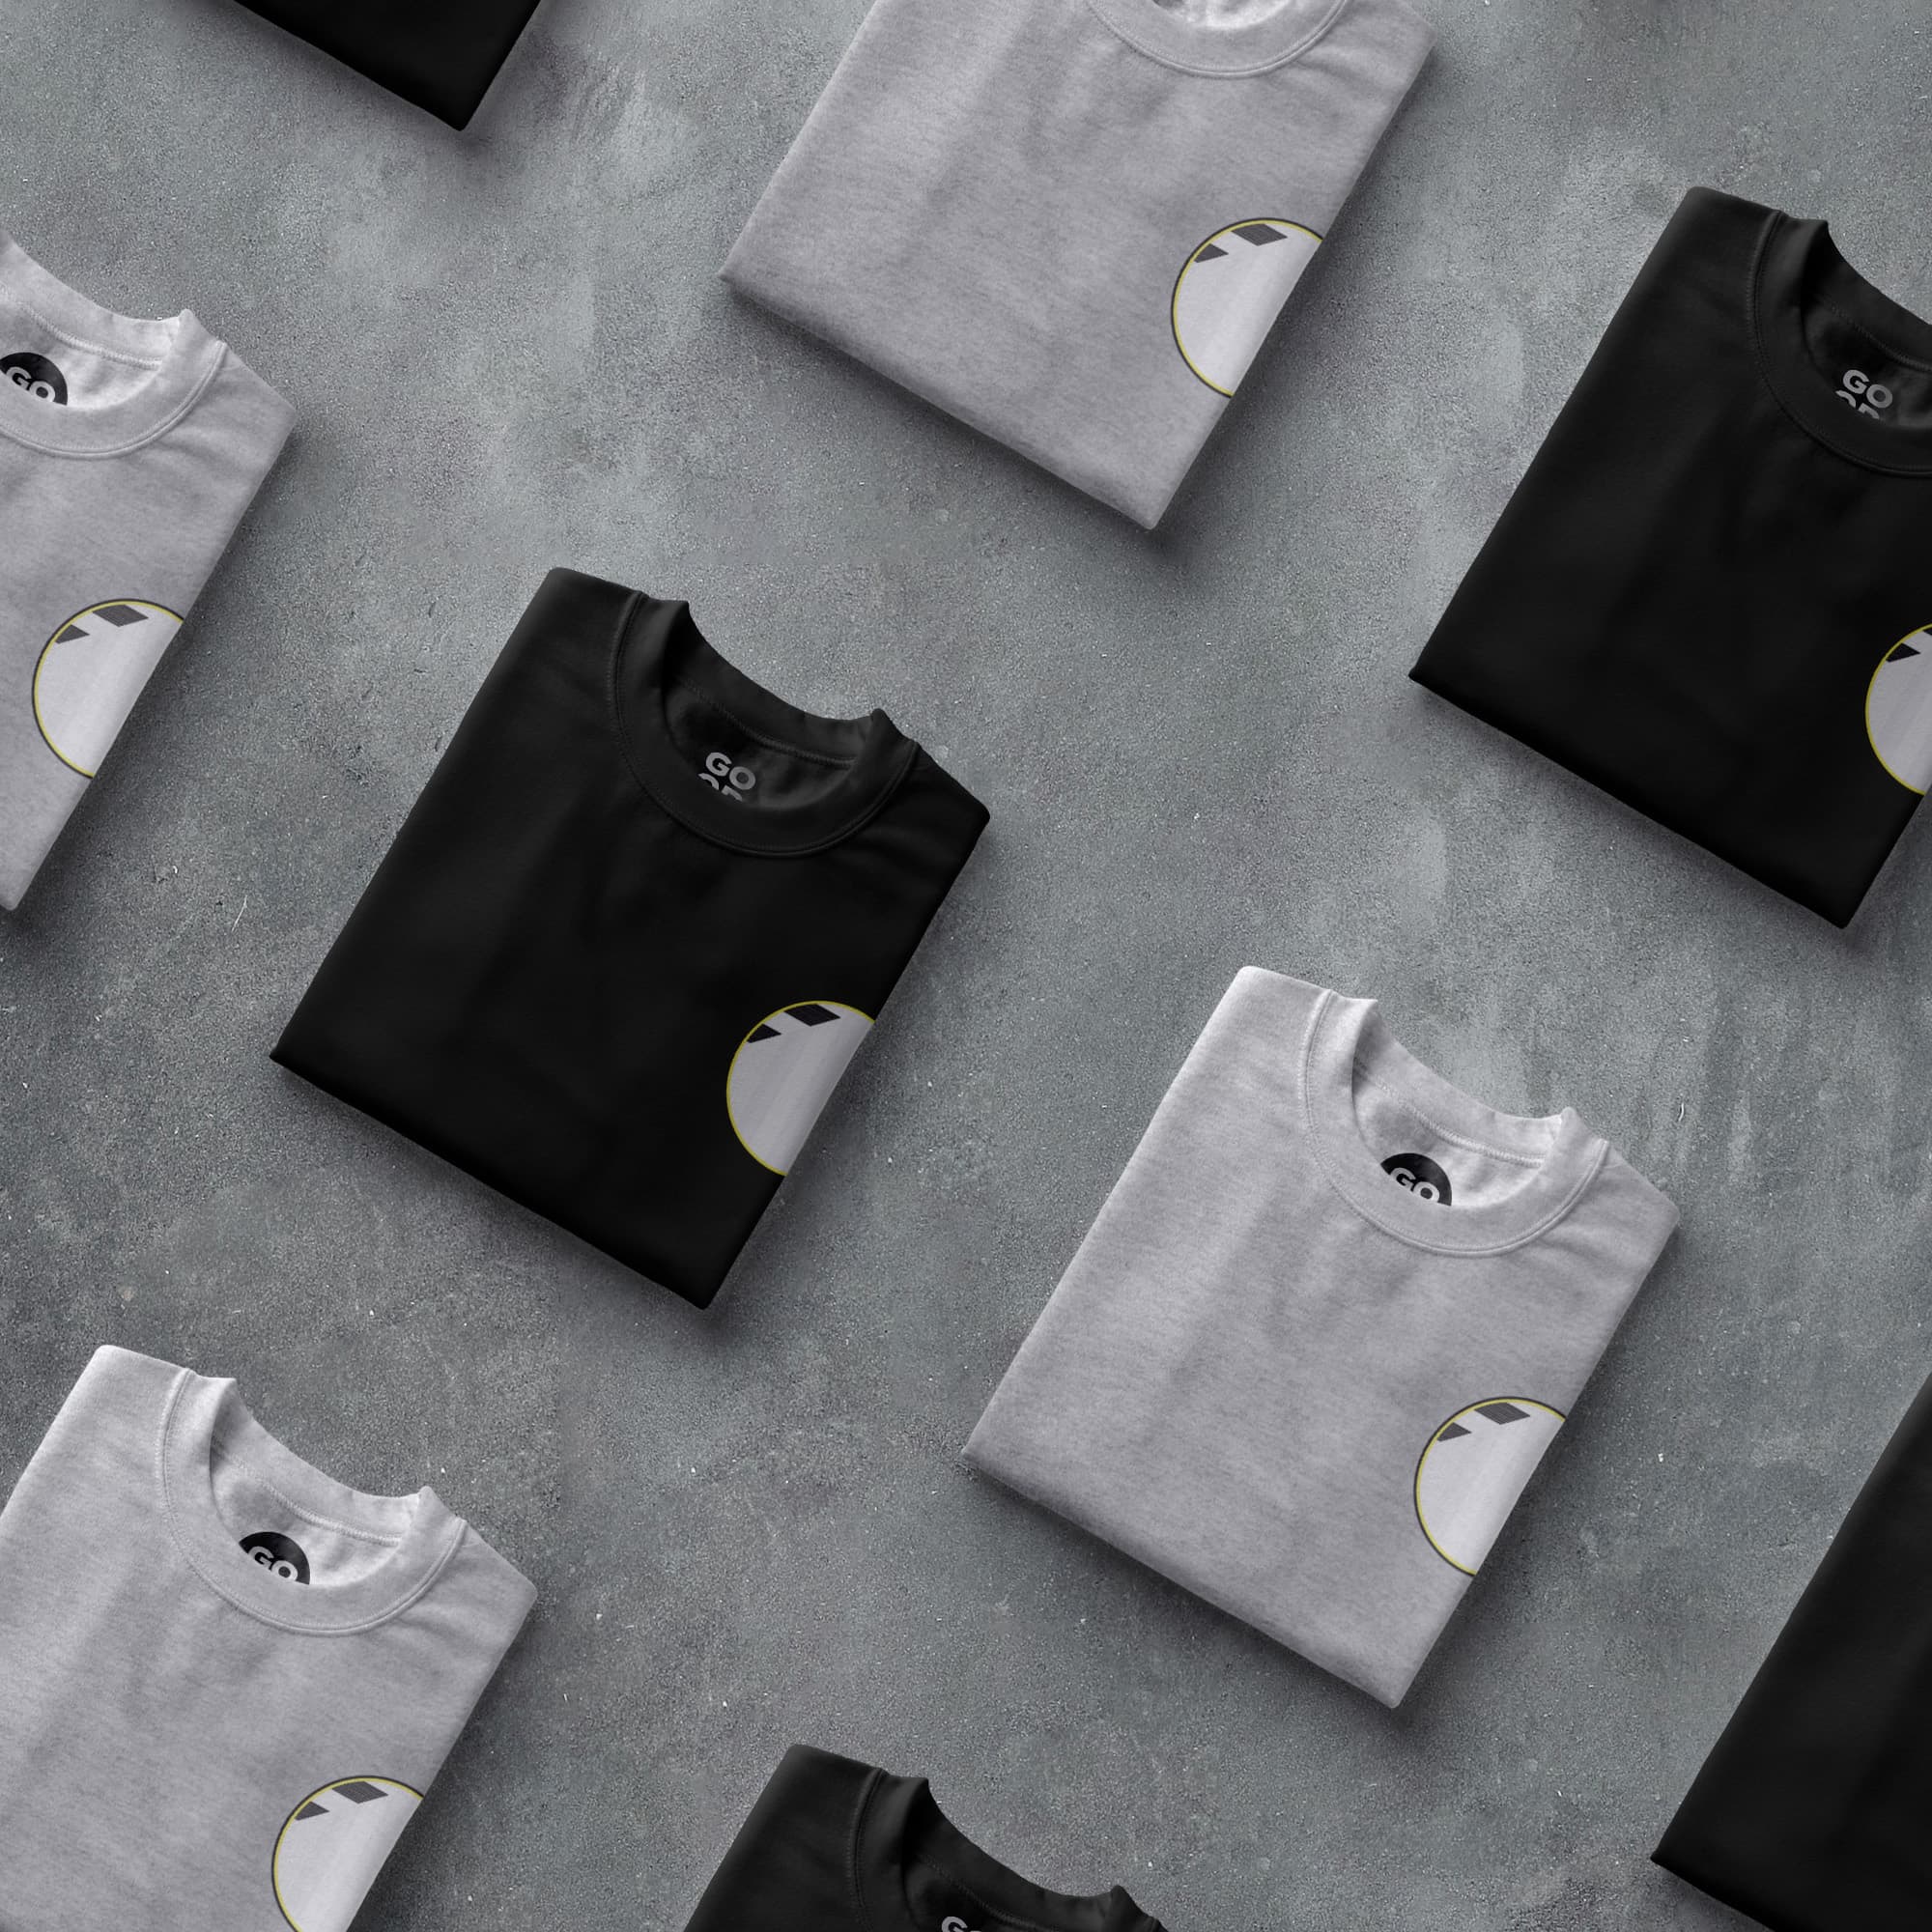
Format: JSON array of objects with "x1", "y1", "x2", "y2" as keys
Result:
[
  {"x1": 158, "y1": 1368, "x2": 464, "y2": 1635},
  {"x1": 610, "y1": 591, "x2": 916, "y2": 858},
  {"x1": 852, "y1": 1768, "x2": 1159, "y2": 1932},
  {"x1": 1751, "y1": 208, "x2": 1932, "y2": 477},
  {"x1": 1083, "y1": 0, "x2": 1351, "y2": 74},
  {"x1": 1299, "y1": 989, "x2": 1606, "y2": 1256},
  {"x1": 0, "y1": 231, "x2": 225, "y2": 457}
]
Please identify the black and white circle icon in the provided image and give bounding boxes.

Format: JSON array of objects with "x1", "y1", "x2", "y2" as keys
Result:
[
  {"x1": 32, "y1": 599, "x2": 185, "y2": 778},
  {"x1": 1413, "y1": 1398, "x2": 1566, "y2": 1577},
  {"x1": 1381, "y1": 1151, "x2": 1453, "y2": 1206},
  {"x1": 272, "y1": 1777, "x2": 423, "y2": 1932},
  {"x1": 2, "y1": 349, "x2": 68, "y2": 404},
  {"x1": 725, "y1": 1001, "x2": 873, "y2": 1175},
  {"x1": 240, "y1": 1529, "x2": 311, "y2": 1584},
  {"x1": 1171, "y1": 218, "x2": 1322, "y2": 397},
  {"x1": 1865, "y1": 625, "x2": 1932, "y2": 794}
]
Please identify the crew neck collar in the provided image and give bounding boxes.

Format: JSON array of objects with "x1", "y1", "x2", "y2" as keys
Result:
[
  {"x1": 1300, "y1": 990, "x2": 1605, "y2": 1256},
  {"x1": 0, "y1": 231, "x2": 225, "y2": 457},
  {"x1": 1752, "y1": 209, "x2": 1932, "y2": 477},
  {"x1": 1083, "y1": 0, "x2": 1350, "y2": 75},
  {"x1": 158, "y1": 1368, "x2": 464, "y2": 1635},
  {"x1": 611, "y1": 592, "x2": 916, "y2": 857},
  {"x1": 854, "y1": 1769, "x2": 1159, "y2": 1932}
]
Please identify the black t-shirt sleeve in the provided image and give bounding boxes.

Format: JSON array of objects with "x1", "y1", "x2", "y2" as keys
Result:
[
  {"x1": 1654, "y1": 1369, "x2": 1932, "y2": 1928},
  {"x1": 682, "y1": 1747, "x2": 874, "y2": 1931},
  {"x1": 233, "y1": 0, "x2": 542, "y2": 127}
]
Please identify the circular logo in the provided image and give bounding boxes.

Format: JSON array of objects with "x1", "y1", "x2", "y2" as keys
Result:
[
  {"x1": 32, "y1": 600, "x2": 185, "y2": 779},
  {"x1": 1413, "y1": 1398, "x2": 1566, "y2": 1577},
  {"x1": 1865, "y1": 624, "x2": 1932, "y2": 794},
  {"x1": 240, "y1": 1529, "x2": 311, "y2": 1583},
  {"x1": 1381, "y1": 1151, "x2": 1453, "y2": 1206},
  {"x1": 3, "y1": 350, "x2": 68, "y2": 404},
  {"x1": 272, "y1": 1777, "x2": 423, "y2": 1932},
  {"x1": 724, "y1": 1001, "x2": 873, "y2": 1176},
  {"x1": 1171, "y1": 218, "x2": 1322, "y2": 397}
]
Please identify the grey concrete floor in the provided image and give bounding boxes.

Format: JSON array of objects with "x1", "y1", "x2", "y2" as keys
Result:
[{"x1": 4, "y1": 0, "x2": 1931, "y2": 1925}]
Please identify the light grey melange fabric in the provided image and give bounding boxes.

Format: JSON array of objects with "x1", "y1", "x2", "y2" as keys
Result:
[
  {"x1": 722, "y1": 0, "x2": 1435, "y2": 527},
  {"x1": 0, "y1": 231, "x2": 293, "y2": 912},
  {"x1": 0, "y1": 1348, "x2": 534, "y2": 1931},
  {"x1": 965, "y1": 969, "x2": 1678, "y2": 1707}
]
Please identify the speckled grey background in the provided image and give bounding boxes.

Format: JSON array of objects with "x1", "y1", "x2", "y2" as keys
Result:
[{"x1": 3, "y1": 0, "x2": 1930, "y2": 1925}]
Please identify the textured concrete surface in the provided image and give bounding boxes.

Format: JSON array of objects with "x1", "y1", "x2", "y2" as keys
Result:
[{"x1": 4, "y1": 0, "x2": 1932, "y2": 1925}]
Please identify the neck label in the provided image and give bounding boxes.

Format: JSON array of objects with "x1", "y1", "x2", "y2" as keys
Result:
[
  {"x1": 2, "y1": 350, "x2": 67, "y2": 404},
  {"x1": 1838, "y1": 368, "x2": 1894, "y2": 419},
  {"x1": 1382, "y1": 1151, "x2": 1453, "y2": 1206},
  {"x1": 240, "y1": 1529, "x2": 311, "y2": 1583},
  {"x1": 698, "y1": 749, "x2": 756, "y2": 802}
]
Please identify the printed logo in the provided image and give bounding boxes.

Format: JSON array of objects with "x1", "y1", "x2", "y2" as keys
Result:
[
  {"x1": 699, "y1": 749, "x2": 756, "y2": 802},
  {"x1": 2, "y1": 350, "x2": 67, "y2": 404},
  {"x1": 1171, "y1": 218, "x2": 1322, "y2": 397},
  {"x1": 1413, "y1": 1399, "x2": 1566, "y2": 1577},
  {"x1": 32, "y1": 599, "x2": 185, "y2": 779},
  {"x1": 241, "y1": 1530, "x2": 311, "y2": 1583},
  {"x1": 1381, "y1": 1151, "x2": 1453, "y2": 1206},
  {"x1": 1864, "y1": 623, "x2": 1932, "y2": 794},
  {"x1": 942, "y1": 1919, "x2": 980, "y2": 1932},
  {"x1": 273, "y1": 1777, "x2": 423, "y2": 1932},
  {"x1": 1838, "y1": 368, "x2": 1894, "y2": 418},
  {"x1": 724, "y1": 1000, "x2": 873, "y2": 1175}
]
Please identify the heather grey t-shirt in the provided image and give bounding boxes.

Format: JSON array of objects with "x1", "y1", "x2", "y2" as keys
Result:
[
  {"x1": 723, "y1": 0, "x2": 1434, "y2": 527},
  {"x1": 0, "y1": 231, "x2": 293, "y2": 911},
  {"x1": 0, "y1": 1348, "x2": 534, "y2": 1930},
  {"x1": 966, "y1": 970, "x2": 1677, "y2": 1706}
]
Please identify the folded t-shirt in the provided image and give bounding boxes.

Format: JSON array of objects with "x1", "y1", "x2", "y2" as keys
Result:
[
  {"x1": 1412, "y1": 188, "x2": 1932, "y2": 927},
  {"x1": 0, "y1": 1347, "x2": 534, "y2": 1929},
  {"x1": 683, "y1": 1746, "x2": 1163, "y2": 1932},
  {"x1": 274, "y1": 568, "x2": 988, "y2": 1306},
  {"x1": 967, "y1": 968, "x2": 1677, "y2": 1706},
  {"x1": 231, "y1": 0, "x2": 542, "y2": 128},
  {"x1": 724, "y1": 0, "x2": 1434, "y2": 528},
  {"x1": 1654, "y1": 1367, "x2": 1932, "y2": 1931},
  {"x1": 0, "y1": 231, "x2": 293, "y2": 912}
]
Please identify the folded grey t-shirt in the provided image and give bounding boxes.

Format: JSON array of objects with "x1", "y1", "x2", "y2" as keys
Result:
[
  {"x1": 0, "y1": 1347, "x2": 534, "y2": 1929},
  {"x1": 0, "y1": 231, "x2": 293, "y2": 911},
  {"x1": 966, "y1": 969, "x2": 1678, "y2": 1706},
  {"x1": 723, "y1": 0, "x2": 1434, "y2": 527}
]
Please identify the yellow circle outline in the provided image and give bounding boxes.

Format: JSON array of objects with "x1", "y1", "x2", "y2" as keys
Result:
[
  {"x1": 1412, "y1": 1397, "x2": 1567, "y2": 1577},
  {"x1": 271, "y1": 1776, "x2": 425, "y2": 1932},
  {"x1": 724, "y1": 999, "x2": 875, "y2": 1177},
  {"x1": 1863, "y1": 623, "x2": 1932, "y2": 795},
  {"x1": 1170, "y1": 217, "x2": 1324, "y2": 398},
  {"x1": 31, "y1": 598, "x2": 185, "y2": 780}
]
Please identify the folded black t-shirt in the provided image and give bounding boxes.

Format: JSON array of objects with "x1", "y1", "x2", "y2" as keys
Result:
[
  {"x1": 1412, "y1": 187, "x2": 1932, "y2": 926},
  {"x1": 685, "y1": 1747, "x2": 1161, "y2": 1932},
  {"x1": 272, "y1": 569, "x2": 988, "y2": 1305},
  {"x1": 233, "y1": 0, "x2": 542, "y2": 128},
  {"x1": 1653, "y1": 1368, "x2": 1932, "y2": 1930}
]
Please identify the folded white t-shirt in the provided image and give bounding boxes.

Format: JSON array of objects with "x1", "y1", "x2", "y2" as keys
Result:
[
  {"x1": 0, "y1": 1347, "x2": 534, "y2": 1928},
  {"x1": 724, "y1": 0, "x2": 1434, "y2": 526},
  {"x1": 0, "y1": 231, "x2": 293, "y2": 910},
  {"x1": 968, "y1": 969, "x2": 1678, "y2": 1706}
]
